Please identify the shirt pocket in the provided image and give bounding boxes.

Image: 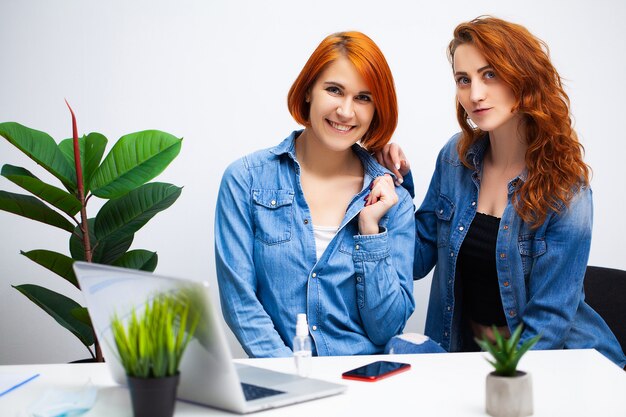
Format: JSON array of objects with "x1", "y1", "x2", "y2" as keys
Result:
[
  {"x1": 436, "y1": 194, "x2": 455, "y2": 248},
  {"x1": 517, "y1": 235, "x2": 547, "y2": 276},
  {"x1": 252, "y1": 189, "x2": 295, "y2": 245}
]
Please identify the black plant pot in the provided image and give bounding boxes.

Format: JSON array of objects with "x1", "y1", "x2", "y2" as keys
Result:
[{"x1": 127, "y1": 373, "x2": 180, "y2": 417}]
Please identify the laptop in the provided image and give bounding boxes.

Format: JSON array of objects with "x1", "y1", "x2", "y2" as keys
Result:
[{"x1": 73, "y1": 262, "x2": 346, "y2": 413}]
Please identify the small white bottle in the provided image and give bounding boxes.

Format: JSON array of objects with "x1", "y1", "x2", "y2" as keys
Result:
[{"x1": 293, "y1": 313, "x2": 312, "y2": 377}]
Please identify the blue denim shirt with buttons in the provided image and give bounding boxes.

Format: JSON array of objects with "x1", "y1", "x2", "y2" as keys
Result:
[
  {"x1": 407, "y1": 133, "x2": 625, "y2": 368},
  {"x1": 215, "y1": 131, "x2": 416, "y2": 358}
]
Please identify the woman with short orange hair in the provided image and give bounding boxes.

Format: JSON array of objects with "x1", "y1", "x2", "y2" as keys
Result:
[{"x1": 215, "y1": 32, "x2": 441, "y2": 357}]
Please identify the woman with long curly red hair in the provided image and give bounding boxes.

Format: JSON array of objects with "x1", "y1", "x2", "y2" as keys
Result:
[{"x1": 378, "y1": 16, "x2": 625, "y2": 368}]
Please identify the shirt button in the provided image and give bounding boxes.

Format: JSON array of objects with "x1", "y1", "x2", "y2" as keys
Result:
[
  {"x1": 439, "y1": 209, "x2": 444, "y2": 214},
  {"x1": 500, "y1": 253, "x2": 506, "y2": 259},
  {"x1": 312, "y1": 325, "x2": 318, "y2": 331},
  {"x1": 447, "y1": 306, "x2": 451, "y2": 311},
  {"x1": 303, "y1": 219, "x2": 309, "y2": 225},
  {"x1": 503, "y1": 281, "x2": 510, "y2": 287},
  {"x1": 450, "y1": 252, "x2": 454, "y2": 257},
  {"x1": 356, "y1": 276, "x2": 362, "y2": 282},
  {"x1": 270, "y1": 200, "x2": 276, "y2": 206},
  {"x1": 459, "y1": 226, "x2": 464, "y2": 231},
  {"x1": 503, "y1": 225, "x2": 509, "y2": 230},
  {"x1": 312, "y1": 273, "x2": 317, "y2": 278},
  {"x1": 355, "y1": 244, "x2": 360, "y2": 250},
  {"x1": 444, "y1": 332, "x2": 448, "y2": 337},
  {"x1": 509, "y1": 310, "x2": 516, "y2": 317},
  {"x1": 471, "y1": 201, "x2": 476, "y2": 206},
  {"x1": 448, "y1": 279, "x2": 452, "y2": 285}
]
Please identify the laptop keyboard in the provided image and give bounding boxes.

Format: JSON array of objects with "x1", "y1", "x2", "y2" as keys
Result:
[{"x1": 241, "y1": 382, "x2": 285, "y2": 401}]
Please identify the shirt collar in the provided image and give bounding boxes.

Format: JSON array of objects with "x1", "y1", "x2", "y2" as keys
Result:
[
  {"x1": 270, "y1": 130, "x2": 394, "y2": 180},
  {"x1": 465, "y1": 133, "x2": 528, "y2": 188}
]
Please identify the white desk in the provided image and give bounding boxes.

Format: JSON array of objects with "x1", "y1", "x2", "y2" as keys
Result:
[{"x1": 1, "y1": 349, "x2": 624, "y2": 417}]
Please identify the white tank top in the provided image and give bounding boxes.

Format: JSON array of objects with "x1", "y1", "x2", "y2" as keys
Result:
[{"x1": 312, "y1": 225, "x2": 339, "y2": 260}]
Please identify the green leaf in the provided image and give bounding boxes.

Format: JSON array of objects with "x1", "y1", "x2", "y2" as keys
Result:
[
  {"x1": 2, "y1": 164, "x2": 81, "y2": 216},
  {"x1": 493, "y1": 325, "x2": 506, "y2": 351},
  {"x1": 506, "y1": 323, "x2": 524, "y2": 353},
  {"x1": 0, "y1": 190, "x2": 75, "y2": 232},
  {"x1": 69, "y1": 218, "x2": 134, "y2": 264},
  {"x1": 20, "y1": 249, "x2": 78, "y2": 288},
  {"x1": 0, "y1": 122, "x2": 77, "y2": 192},
  {"x1": 515, "y1": 334, "x2": 541, "y2": 365},
  {"x1": 59, "y1": 132, "x2": 108, "y2": 193},
  {"x1": 96, "y1": 234, "x2": 135, "y2": 265},
  {"x1": 94, "y1": 182, "x2": 182, "y2": 243},
  {"x1": 90, "y1": 130, "x2": 181, "y2": 199},
  {"x1": 112, "y1": 250, "x2": 158, "y2": 272},
  {"x1": 71, "y1": 307, "x2": 92, "y2": 326},
  {"x1": 13, "y1": 284, "x2": 94, "y2": 347}
]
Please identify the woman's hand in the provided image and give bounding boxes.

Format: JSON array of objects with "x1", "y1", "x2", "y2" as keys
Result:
[
  {"x1": 374, "y1": 143, "x2": 411, "y2": 185},
  {"x1": 359, "y1": 174, "x2": 398, "y2": 235}
]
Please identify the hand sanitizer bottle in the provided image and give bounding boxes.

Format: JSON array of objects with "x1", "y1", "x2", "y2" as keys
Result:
[{"x1": 293, "y1": 313, "x2": 312, "y2": 377}]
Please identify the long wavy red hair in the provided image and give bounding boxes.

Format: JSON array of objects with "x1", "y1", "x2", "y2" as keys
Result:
[
  {"x1": 287, "y1": 31, "x2": 398, "y2": 153},
  {"x1": 449, "y1": 16, "x2": 590, "y2": 227}
]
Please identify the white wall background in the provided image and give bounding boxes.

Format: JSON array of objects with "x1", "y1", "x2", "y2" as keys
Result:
[{"x1": 1, "y1": 0, "x2": 625, "y2": 364}]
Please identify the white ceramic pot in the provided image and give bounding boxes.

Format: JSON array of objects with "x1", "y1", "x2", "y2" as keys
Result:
[{"x1": 485, "y1": 371, "x2": 533, "y2": 417}]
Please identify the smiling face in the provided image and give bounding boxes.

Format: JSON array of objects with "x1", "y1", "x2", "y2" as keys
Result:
[
  {"x1": 305, "y1": 56, "x2": 375, "y2": 152},
  {"x1": 453, "y1": 44, "x2": 520, "y2": 135}
]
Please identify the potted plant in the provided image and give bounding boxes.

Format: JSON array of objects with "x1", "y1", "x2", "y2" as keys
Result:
[
  {"x1": 0, "y1": 102, "x2": 182, "y2": 361},
  {"x1": 475, "y1": 324, "x2": 541, "y2": 417},
  {"x1": 111, "y1": 291, "x2": 199, "y2": 417}
]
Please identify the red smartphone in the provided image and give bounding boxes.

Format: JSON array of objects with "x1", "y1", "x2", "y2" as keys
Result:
[{"x1": 341, "y1": 360, "x2": 411, "y2": 382}]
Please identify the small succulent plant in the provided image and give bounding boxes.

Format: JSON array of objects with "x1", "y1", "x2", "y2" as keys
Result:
[{"x1": 475, "y1": 324, "x2": 541, "y2": 377}]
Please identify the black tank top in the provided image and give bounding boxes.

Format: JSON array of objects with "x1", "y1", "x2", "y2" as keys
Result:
[{"x1": 458, "y1": 212, "x2": 507, "y2": 326}]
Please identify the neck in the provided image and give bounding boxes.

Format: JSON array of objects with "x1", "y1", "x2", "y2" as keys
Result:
[
  {"x1": 486, "y1": 119, "x2": 527, "y2": 171},
  {"x1": 295, "y1": 129, "x2": 360, "y2": 177}
]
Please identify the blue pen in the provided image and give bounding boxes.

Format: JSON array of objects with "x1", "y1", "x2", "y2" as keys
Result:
[{"x1": 0, "y1": 373, "x2": 40, "y2": 397}]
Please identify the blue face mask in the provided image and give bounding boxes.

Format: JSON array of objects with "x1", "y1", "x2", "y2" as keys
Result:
[{"x1": 29, "y1": 381, "x2": 97, "y2": 417}]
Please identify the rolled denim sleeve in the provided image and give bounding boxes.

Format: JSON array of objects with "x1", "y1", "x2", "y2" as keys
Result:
[
  {"x1": 215, "y1": 159, "x2": 292, "y2": 358},
  {"x1": 518, "y1": 187, "x2": 593, "y2": 349},
  {"x1": 353, "y1": 190, "x2": 416, "y2": 345}
]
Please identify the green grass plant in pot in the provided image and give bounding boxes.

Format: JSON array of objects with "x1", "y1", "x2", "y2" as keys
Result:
[
  {"x1": 475, "y1": 324, "x2": 541, "y2": 417},
  {"x1": 0, "y1": 103, "x2": 182, "y2": 361},
  {"x1": 111, "y1": 292, "x2": 199, "y2": 417}
]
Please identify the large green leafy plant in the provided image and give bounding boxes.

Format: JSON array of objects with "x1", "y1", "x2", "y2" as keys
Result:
[{"x1": 0, "y1": 104, "x2": 182, "y2": 361}]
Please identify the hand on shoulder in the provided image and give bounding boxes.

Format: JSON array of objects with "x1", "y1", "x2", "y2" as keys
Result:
[{"x1": 374, "y1": 143, "x2": 411, "y2": 185}]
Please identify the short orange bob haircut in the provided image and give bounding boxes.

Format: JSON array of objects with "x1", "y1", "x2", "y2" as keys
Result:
[{"x1": 287, "y1": 31, "x2": 398, "y2": 154}]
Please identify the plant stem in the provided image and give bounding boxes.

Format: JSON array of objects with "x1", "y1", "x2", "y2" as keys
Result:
[
  {"x1": 66, "y1": 100, "x2": 102, "y2": 362},
  {"x1": 65, "y1": 100, "x2": 93, "y2": 264}
]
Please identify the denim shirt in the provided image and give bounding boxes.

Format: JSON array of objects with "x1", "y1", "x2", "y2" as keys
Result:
[
  {"x1": 408, "y1": 133, "x2": 625, "y2": 368},
  {"x1": 215, "y1": 131, "x2": 416, "y2": 358}
]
